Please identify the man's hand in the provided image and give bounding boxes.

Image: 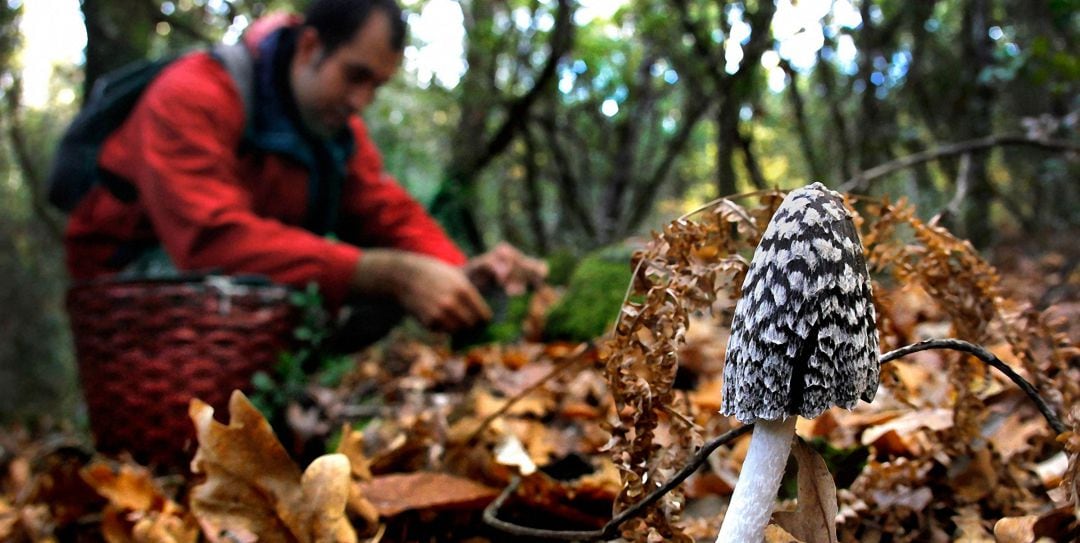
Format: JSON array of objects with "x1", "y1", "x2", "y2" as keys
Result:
[
  {"x1": 352, "y1": 250, "x2": 491, "y2": 333},
  {"x1": 464, "y1": 242, "x2": 548, "y2": 296}
]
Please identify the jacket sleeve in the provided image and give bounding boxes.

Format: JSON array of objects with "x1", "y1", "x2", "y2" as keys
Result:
[
  {"x1": 337, "y1": 118, "x2": 467, "y2": 266},
  {"x1": 104, "y1": 54, "x2": 361, "y2": 307}
]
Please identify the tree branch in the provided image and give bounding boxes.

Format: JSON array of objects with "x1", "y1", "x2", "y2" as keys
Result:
[
  {"x1": 483, "y1": 425, "x2": 754, "y2": 541},
  {"x1": 454, "y1": 0, "x2": 574, "y2": 180},
  {"x1": 483, "y1": 336, "x2": 1068, "y2": 539},
  {"x1": 878, "y1": 338, "x2": 1066, "y2": 433},
  {"x1": 840, "y1": 134, "x2": 1080, "y2": 193}
]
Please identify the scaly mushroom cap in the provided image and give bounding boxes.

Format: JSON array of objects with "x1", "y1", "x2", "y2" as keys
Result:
[{"x1": 721, "y1": 182, "x2": 879, "y2": 423}]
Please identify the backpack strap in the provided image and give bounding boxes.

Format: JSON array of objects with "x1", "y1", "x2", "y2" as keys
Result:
[{"x1": 210, "y1": 43, "x2": 255, "y2": 125}]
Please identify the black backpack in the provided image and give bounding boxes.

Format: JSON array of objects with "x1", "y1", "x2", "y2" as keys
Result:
[{"x1": 46, "y1": 44, "x2": 254, "y2": 212}]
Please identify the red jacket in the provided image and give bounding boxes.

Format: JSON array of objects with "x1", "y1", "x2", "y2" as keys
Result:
[{"x1": 64, "y1": 26, "x2": 465, "y2": 308}]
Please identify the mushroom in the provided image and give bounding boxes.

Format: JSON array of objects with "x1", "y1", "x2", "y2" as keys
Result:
[{"x1": 715, "y1": 182, "x2": 879, "y2": 542}]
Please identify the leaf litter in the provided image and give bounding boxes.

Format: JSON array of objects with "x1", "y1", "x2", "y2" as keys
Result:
[{"x1": 1, "y1": 190, "x2": 1077, "y2": 542}]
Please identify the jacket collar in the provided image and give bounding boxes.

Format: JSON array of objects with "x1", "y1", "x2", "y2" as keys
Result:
[
  {"x1": 244, "y1": 26, "x2": 353, "y2": 235},
  {"x1": 247, "y1": 27, "x2": 355, "y2": 163}
]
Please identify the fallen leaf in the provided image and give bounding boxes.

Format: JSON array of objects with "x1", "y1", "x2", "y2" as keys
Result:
[
  {"x1": 880, "y1": 487, "x2": 936, "y2": 516},
  {"x1": 357, "y1": 472, "x2": 499, "y2": 517},
  {"x1": 494, "y1": 434, "x2": 537, "y2": 475},
  {"x1": 952, "y1": 506, "x2": 994, "y2": 542},
  {"x1": 80, "y1": 462, "x2": 161, "y2": 512},
  {"x1": 81, "y1": 461, "x2": 200, "y2": 543},
  {"x1": 1033, "y1": 451, "x2": 1067, "y2": 488},
  {"x1": 300, "y1": 455, "x2": 356, "y2": 543},
  {"x1": 0, "y1": 499, "x2": 15, "y2": 539},
  {"x1": 860, "y1": 408, "x2": 954, "y2": 447},
  {"x1": 334, "y1": 425, "x2": 373, "y2": 482},
  {"x1": 948, "y1": 447, "x2": 998, "y2": 503},
  {"x1": 987, "y1": 410, "x2": 1046, "y2": 462},
  {"x1": 763, "y1": 523, "x2": 806, "y2": 543},
  {"x1": 993, "y1": 515, "x2": 1038, "y2": 543},
  {"x1": 188, "y1": 391, "x2": 358, "y2": 543},
  {"x1": 772, "y1": 439, "x2": 838, "y2": 543}
]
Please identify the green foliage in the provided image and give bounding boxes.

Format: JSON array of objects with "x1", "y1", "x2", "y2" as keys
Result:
[
  {"x1": 543, "y1": 248, "x2": 634, "y2": 342},
  {"x1": 249, "y1": 283, "x2": 354, "y2": 421},
  {"x1": 544, "y1": 248, "x2": 579, "y2": 287}
]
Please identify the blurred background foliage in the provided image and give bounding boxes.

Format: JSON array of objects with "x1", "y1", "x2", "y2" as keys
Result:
[{"x1": 0, "y1": 0, "x2": 1076, "y2": 422}]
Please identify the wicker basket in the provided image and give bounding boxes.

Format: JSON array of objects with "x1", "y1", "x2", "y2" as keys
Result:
[{"x1": 66, "y1": 275, "x2": 297, "y2": 467}]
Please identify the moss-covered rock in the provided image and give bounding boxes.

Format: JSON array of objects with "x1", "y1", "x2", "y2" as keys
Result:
[
  {"x1": 544, "y1": 248, "x2": 580, "y2": 287},
  {"x1": 543, "y1": 248, "x2": 634, "y2": 342}
]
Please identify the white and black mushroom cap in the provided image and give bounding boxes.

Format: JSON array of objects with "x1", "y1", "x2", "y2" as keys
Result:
[{"x1": 721, "y1": 182, "x2": 879, "y2": 424}]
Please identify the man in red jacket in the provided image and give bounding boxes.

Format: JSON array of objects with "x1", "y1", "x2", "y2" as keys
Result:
[{"x1": 65, "y1": 0, "x2": 543, "y2": 337}]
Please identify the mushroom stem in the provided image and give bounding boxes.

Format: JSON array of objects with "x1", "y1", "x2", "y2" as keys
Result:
[{"x1": 715, "y1": 416, "x2": 797, "y2": 543}]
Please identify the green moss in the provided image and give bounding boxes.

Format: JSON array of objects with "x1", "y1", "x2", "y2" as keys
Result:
[
  {"x1": 543, "y1": 250, "x2": 634, "y2": 342},
  {"x1": 544, "y1": 248, "x2": 580, "y2": 286}
]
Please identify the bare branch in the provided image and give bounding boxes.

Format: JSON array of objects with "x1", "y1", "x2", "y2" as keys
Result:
[
  {"x1": 840, "y1": 134, "x2": 1080, "y2": 193},
  {"x1": 454, "y1": 0, "x2": 574, "y2": 179},
  {"x1": 879, "y1": 338, "x2": 1066, "y2": 434}
]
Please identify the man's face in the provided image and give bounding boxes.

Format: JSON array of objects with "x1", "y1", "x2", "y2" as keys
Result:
[{"x1": 291, "y1": 11, "x2": 402, "y2": 137}]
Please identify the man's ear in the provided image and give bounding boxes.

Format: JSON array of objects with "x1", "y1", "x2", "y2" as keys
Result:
[{"x1": 294, "y1": 27, "x2": 325, "y2": 65}]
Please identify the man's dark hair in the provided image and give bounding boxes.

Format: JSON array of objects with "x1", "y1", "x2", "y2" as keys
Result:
[{"x1": 303, "y1": 0, "x2": 407, "y2": 54}]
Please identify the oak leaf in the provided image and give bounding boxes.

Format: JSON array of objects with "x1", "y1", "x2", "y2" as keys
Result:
[
  {"x1": 188, "y1": 391, "x2": 357, "y2": 543},
  {"x1": 81, "y1": 461, "x2": 199, "y2": 543}
]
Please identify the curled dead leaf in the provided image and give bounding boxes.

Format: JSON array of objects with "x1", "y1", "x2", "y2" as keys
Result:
[{"x1": 772, "y1": 439, "x2": 839, "y2": 543}]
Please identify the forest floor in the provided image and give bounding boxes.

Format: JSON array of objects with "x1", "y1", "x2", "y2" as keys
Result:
[{"x1": 1, "y1": 194, "x2": 1078, "y2": 543}]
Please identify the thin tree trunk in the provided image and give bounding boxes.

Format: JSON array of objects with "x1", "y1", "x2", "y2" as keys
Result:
[
  {"x1": 522, "y1": 129, "x2": 549, "y2": 254},
  {"x1": 958, "y1": 0, "x2": 996, "y2": 247},
  {"x1": 779, "y1": 59, "x2": 823, "y2": 182},
  {"x1": 738, "y1": 128, "x2": 767, "y2": 190}
]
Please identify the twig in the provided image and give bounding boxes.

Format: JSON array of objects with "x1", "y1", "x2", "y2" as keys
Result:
[
  {"x1": 482, "y1": 425, "x2": 753, "y2": 541},
  {"x1": 483, "y1": 337, "x2": 1068, "y2": 539},
  {"x1": 464, "y1": 342, "x2": 591, "y2": 443},
  {"x1": 839, "y1": 133, "x2": 1080, "y2": 193},
  {"x1": 879, "y1": 338, "x2": 1066, "y2": 434}
]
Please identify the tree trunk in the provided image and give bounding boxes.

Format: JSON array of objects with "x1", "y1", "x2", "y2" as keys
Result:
[
  {"x1": 81, "y1": 0, "x2": 155, "y2": 99},
  {"x1": 957, "y1": 0, "x2": 996, "y2": 247}
]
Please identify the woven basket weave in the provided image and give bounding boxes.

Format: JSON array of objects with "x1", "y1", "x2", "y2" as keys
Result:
[{"x1": 66, "y1": 276, "x2": 297, "y2": 467}]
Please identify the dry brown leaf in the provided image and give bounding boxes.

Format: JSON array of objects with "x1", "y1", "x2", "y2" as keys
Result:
[
  {"x1": 949, "y1": 447, "x2": 999, "y2": 503},
  {"x1": 993, "y1": 515, "x2": 1039, "y2": 543},
  {"x1": 0, "y1": 499, "x2": 16, "y2": 539},
  {"x1": 80, "y1": 462, "x2": 162, "y2": 512},
  {"x1": 81, "y1": 461, "x2": 199, "y2": 543},
  {"x1": 988, "y1": 410, "x2": 1047, "y2": 462},
  {"x1": 860, "y1": 408, "x2": 954, "y2": 446},
  {"x1": 772, "y1": 439, "x2": 838, "y2": 543},
  {"x1": 357, "y1": 472, "x2": 499, "y2": 517},
  {"x1": 953, "y1": 506, "x2": 994, "y2": 542},
  {"x1": 188, "y1": 391, "x2": 357, "y2": 543},
  {"x1": 763, "y1": 523, "x2": 806, "y2": 543},
  {"x1": 332, "y1": 426, "x2": 380, "y2": 535},
  {"x1": 334, "y1": 425, "x2": 373, "y2": 482},
  {"x1": 300, "y1": 455, "x2": 356, "y2": 543}
]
